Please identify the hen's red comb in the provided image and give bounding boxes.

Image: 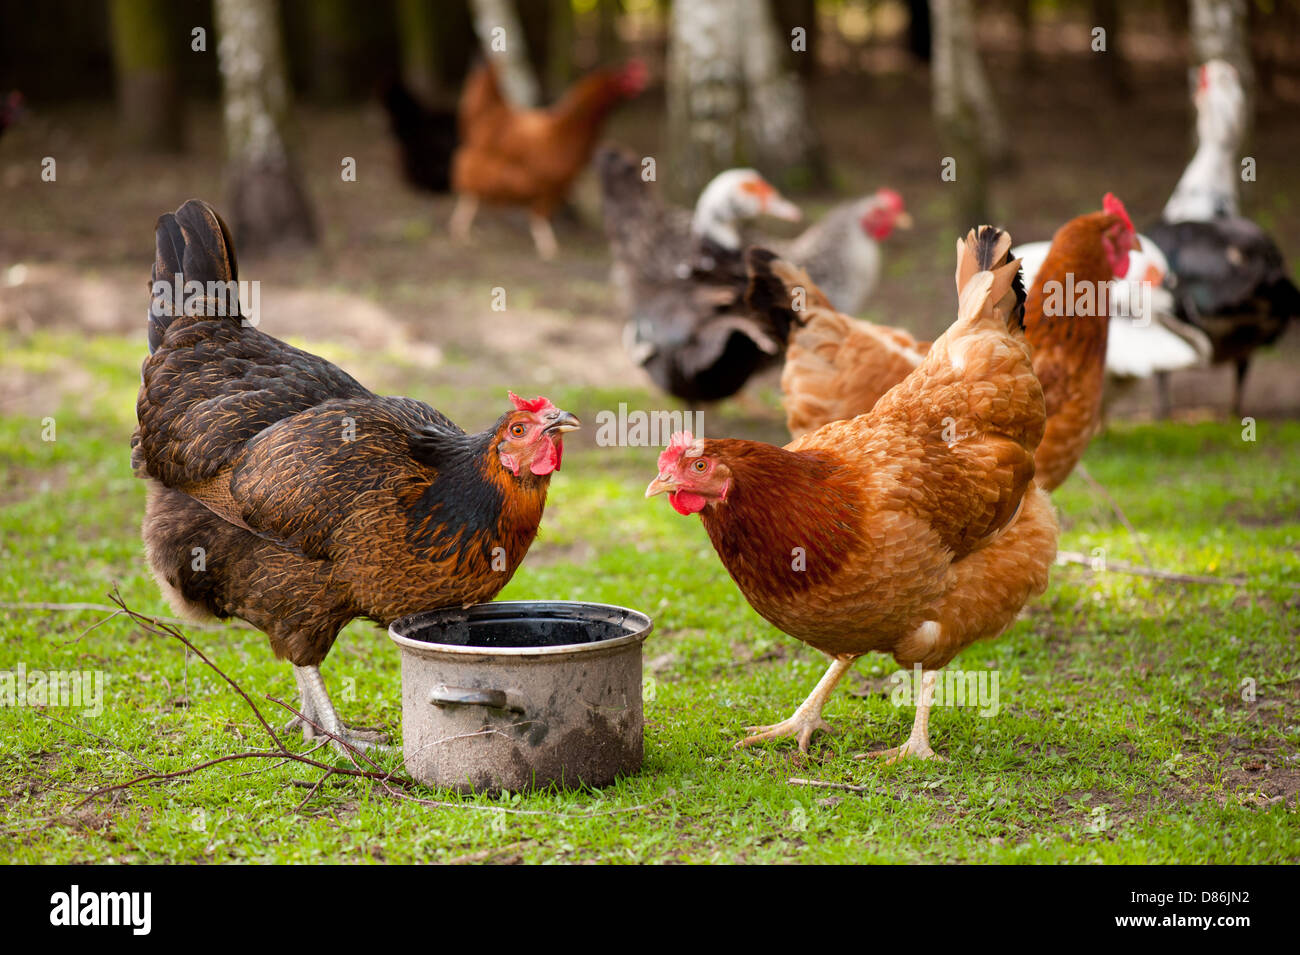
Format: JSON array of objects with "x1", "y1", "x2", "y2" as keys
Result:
[
  {"x1": 508, "y1": 392, "x2": 556, "y2": 414},
  {"x1": 1103, "y1": 193, "x2": 1134, "y2": 234},
  {"x1": 658, "y1": 431, "x2": 696, "y2": 473}
]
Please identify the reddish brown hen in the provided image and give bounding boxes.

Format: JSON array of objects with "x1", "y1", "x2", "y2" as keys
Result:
[
  {"x1": 450, "y1": 59, "x2": 646, "y2": 258},
  {"x1": 648, "y1": 227, "x2": 1059, "y2": 760},
  {"x1": 133, "y1": 200, "x2": 579, "y2": 751},
  {"x1": 750, "y1": 195, "x2": 1138, "y2": 491}
]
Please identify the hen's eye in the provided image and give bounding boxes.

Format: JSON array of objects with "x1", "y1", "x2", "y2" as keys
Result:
[
  {"x1": 510, "y1": 423, "x2": 528, "y2": 438},
  {"x1": 692, "y1": 459, "x2": 708, "y2": 472}
]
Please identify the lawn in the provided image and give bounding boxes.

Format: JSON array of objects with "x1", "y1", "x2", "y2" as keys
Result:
[{"x1": 1, "y1": 328, "x2": 1296, "y2": 864}]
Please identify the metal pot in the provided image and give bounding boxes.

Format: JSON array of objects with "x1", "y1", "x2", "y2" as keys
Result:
[{"x1": 387, "y1": 600, "x2": 652, "y2": 794}]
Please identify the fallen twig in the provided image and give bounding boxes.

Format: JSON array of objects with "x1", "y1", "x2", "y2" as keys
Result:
[
  {"x1": 0, "y1": 601, "x2": 230, "y2": 631},
  {"x1": 1073, "y1": 463, "x2": 1155, "y2": 569},
  {"x1": 1055, "y1": 550, "x2": 1250, "y2": 587},
  {"x1": 787, "y1": 777, "x2": 871, "y2": 793},
  {"x1": 56, "y1": 588, "x2": 672, "y2": 822}
]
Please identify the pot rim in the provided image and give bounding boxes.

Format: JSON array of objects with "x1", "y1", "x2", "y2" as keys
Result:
[{"x1": 388, "y1": 599, "x2": 653, "y2": 658}]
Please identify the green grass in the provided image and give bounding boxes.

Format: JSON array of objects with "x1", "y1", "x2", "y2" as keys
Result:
[{"x1": 1, "y1": 330, "x2": 1297, "y2": 864}]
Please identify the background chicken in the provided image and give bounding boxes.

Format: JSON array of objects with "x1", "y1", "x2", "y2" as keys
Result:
[
  {"x1": 646, "y1": 227, "x2": 1058, "y2": 760},
  {"x1": 597, "y1": 147, "x2": 802, "y2": 406},
  {"x1": 450, "y1": 58, "x2": 646, "y2": 259},
  {"x1": 380, "y1": 77, "x2": 457, "y2": 194},
  {"x1": 766, "y1": 188, "x2": 911, "y2": 315},
  {"x1": 1141, "y1": 60, "x2": 1299, "y2": 414},
  {"x1": 750, "y1": 196, "x2": 1137, "y2": 491},
  {"x1": 132, "y1": 200, "x2": 579, "y2": 752},
  {"x1": 1013, "y1": 61, "x2": 1248, "y2": 417},
  {"x1": 690, "y1": 179, "x2": 909, "y2": 317}
]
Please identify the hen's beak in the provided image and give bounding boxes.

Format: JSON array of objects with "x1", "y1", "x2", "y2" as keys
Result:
[
  {"x1": 765, "y1": 195, "x2": 803, "y2": 223},
  {"x1": 894, "y1": 211, "x2": 914, "y2": 229},
  {"x1": 645, "y1": 474, "x2": 675, "y2": 498},
  {"x1": 544, "y1": 411, "x2": 581, "y2": 435}
]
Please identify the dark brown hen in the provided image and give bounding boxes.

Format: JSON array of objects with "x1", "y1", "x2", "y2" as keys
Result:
[{"x1": 132, "y1": 199, "x2": 578, "y2": 751}]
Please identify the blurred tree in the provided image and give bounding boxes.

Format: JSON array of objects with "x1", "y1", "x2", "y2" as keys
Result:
[
  {"x1": 469, "y1": 0, "x2": 542, "y2": 105},
  {"x1": 302, "y1": 0, "x2": 357, "y2": 101},
  {"x1": 214, "y1": 0, "x2": 316, "y2": 252},
  {"x1": 773, "y1": 0, "x2": 819, "y2": 76},
  {"x1": 396, "y1": 0, "x2": 441, "y2": 100},
  {"x1": 908, "y1": 0, "x2": 933, "y2": 62},
  {"x1": 431, "y1": 0, "x2": 476, "y2": 92},
  {"x1": 1190, "y1": 0, "x2": 1254, "y2": 126},
  {"x1": 667, "y1": 0, "x2": 824, "y2": 201},
  {"x1": 548, "y1": 0, "x2": 575, "y2": 94},
  {"x1": 596, "y1": 0, "x2": 621, "y2": 64},
  {"x1": 1013, "y1": 0, "x2": 1034, "y2": 75},
  {"x1": 739, "y1": 0, "x2": 827, "y2": 190},
  {"x1": 667, "y1": 0, "x2": 745, "y2": 201},
  {"x1": 108, "y1": 0, "x2": 182, "y2": 152},
  {"x1": 1092, "y1": 0, "x2": 1129, "y2": 97},
  {"x1": 930, "y1": 0, "x2": 997, "y2": 228}
]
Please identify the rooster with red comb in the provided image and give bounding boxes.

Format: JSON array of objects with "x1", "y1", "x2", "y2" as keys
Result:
[{"x1": 133, "y1": 199, "x2": 580, "y2": 752}]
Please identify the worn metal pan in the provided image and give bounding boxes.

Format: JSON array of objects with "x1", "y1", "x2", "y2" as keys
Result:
[{"x1": 388, "y1": 600, "x2": 652, "y2": 794}]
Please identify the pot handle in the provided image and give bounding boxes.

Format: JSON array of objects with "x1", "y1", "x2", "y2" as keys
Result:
[{"x1": 427, "y1": 685, "x2": 524, "y2": 714}]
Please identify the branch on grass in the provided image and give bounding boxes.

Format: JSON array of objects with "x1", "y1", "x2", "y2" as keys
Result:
[
  {"x1": 59, "y1": 588, "x2": 671, "y2": 821},
  {"x1": 787, "y1": 777, "x2": 872, "y2": 793},
  {"x1": 1054, "y1": 550, "x2": 1258, "y2": 587},
  {"x1": 1073, "y1": 463, "x2": 1154, "y2": 570},
  {"x1": 0, "y1": 601, "x2": 231, "y2": 630}
]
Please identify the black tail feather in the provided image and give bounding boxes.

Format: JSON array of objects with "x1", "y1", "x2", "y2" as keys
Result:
[
  {"x1": 148, "y1": 199, "x2": 239, "y2": 354},
  {"x1": 972, "y1": 224, "x2": 1026, "y2": 333},
  {"x1": 744, "y1": 247, "x2": 805, "y2": 349}
]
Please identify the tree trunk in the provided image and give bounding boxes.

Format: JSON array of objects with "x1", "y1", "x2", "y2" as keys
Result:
[
  {"x1": 667, "y1": 0, "x2": 826, "y2": 200},
  {"x1": 739, "y1": 0, "x2": 827, "y2": 190},
  {"x1": 1014, "y1": 0, "x2": 1035, "y2": 75},
  {"x1": 108, "y1": 0, "x2": 182, "y2": 152},
  {"x1": 596, "y1": 0, "x2": 621, "y2": 65},
  {"x1": 302, "y1": 0, "x2": 358, "y2": 102},
  {"x1": 1092, "y1": 0, "x2": 1129, "y2": 97},
  {"x1": 930, "y1": 0, "x2": 990, "y2": 230},
  {"x1": 772, "y1": 0, "x2": 819, "y2": 77},
  {"x1": 214, "y1": 0, "x2": 316, "y2": 253},
  {"x1": 396, "y1": 0, "x2": 440, "y2": 101},
  {"x1": 1189, "y1": 0, "x2": 1254, "y2": 126},
  {"x1": 433, "y1": 0, "x2": 476, "y2": 91},
  {"x1": 666, "y1": 0, "x2": 745, "y2": 202},
  {"x1": 468, "y1": 0, "x2": 542, "y2": 106},
  {"x1": 548, "y1": 0, "x2": 575, "y2": 95},
  {"x1": 907, "y1": 0, "x2": 932, "y2": 62}
]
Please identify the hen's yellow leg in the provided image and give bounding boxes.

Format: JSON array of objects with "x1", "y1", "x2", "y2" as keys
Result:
[
  {"x1": 856, "y1": 668, "x2": 945, "y2": 763},
  {"x1": 735, "y1": 655, "x2": 856, "y2": 753}
]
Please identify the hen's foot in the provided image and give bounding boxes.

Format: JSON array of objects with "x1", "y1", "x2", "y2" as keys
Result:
[
  {"x1": 735, "y1": 712, "x2": 833, "y2": 753},
  {"x1": 529, "y1": 214, "x2": 558, "y2": 260},
  {"x1": 314, "y1": 725, "x2": 394, "y2": 755},
  {"x1": 289, "y1": 664, "x2": 394, "y2": 755},
  {"x1": 854, "y1": 738, "x2": 945, "y2": 764}
]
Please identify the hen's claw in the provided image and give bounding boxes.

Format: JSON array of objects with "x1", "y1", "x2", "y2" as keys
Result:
[
  {"x1": 855, "y1": 739, "x2": 945, "y2": 764},
  {"x1": 735, "y1": 713, "x2": 833, "y2": 753}
]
